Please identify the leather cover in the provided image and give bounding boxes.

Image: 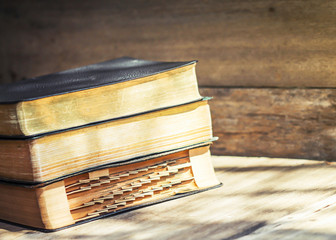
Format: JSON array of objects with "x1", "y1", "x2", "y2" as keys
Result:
[{"x1": 0, "y1": 57, "x2": 196, "y2": 104}]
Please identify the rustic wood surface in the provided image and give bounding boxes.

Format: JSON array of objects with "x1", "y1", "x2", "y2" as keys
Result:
[
  {"x1": 1, "y1": 155, "x2": 336, "y2": 239},
  {"x1": 241, "y1": 195, "x2": 336, "y2": 240},
  {"x1": 1, "y1": 0, "x2": 335, "y2": 87},
  {"x1": 200, "y1": 88, "x2": 336, "y2": 161}
]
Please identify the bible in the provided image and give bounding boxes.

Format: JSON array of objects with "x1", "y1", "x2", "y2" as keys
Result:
[
  {"x1": 0, "y1": 57, "x2": 201, "y2": 137},
  {"x1": 0, "y1": 57, "x2": 220, "y2": 231},
  {"x1": 0, "y1": 145, "x2": 220, "y2": 231},
  {"x1": 0, "y1": 99, "x2": 213, "y2": 183}
]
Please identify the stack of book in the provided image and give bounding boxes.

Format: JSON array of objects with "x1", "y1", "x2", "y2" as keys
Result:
[{"x1": 0, "y1": 57, "x2": 220, "y2": 231}]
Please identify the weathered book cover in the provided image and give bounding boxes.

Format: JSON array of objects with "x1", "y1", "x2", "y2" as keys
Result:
[
  {"x1": 0, "y1": 57, "x2": 201, "y2": 136},
  {"x1": 0, "y1": 143, "x2": 221, "y2": 231}
]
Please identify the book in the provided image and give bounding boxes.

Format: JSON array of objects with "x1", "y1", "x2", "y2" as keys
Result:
[
  {"x1": 0, "y1": 57, "x2": 201, "y2": 137},
  {"x1": 0, "y1": 144, "x2": 220, "y2": 231},
  {"x1": 0, "y1": 99, "x2": 213, "y2": 183}
]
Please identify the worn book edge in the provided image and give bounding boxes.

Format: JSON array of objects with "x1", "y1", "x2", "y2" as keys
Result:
[
  {"x1": 0, "y1": 97, "x2": 212, "y2": 139},
  {"x1": 0, "y1": 137, "x2": 218, "y2": 187},
  {"x1": 0, "y1": 57, "x2": 197, "y2": 104},
  {"x1": 0, "y1": 183, "x2": 222, "y2": 232}
]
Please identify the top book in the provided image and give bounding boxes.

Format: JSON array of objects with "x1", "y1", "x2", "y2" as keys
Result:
[{"x1": 0, "y1": 57, "x2": 201, "y2": 137}]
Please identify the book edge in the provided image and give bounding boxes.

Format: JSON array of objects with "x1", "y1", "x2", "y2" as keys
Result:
[
  {"x1": 0, "y1": 138, "x2": 218, "y2": 187},
  {"x1": 0, "y1": 97, "x2": 209, "y2": 139},
  {"x1": 0, "y1": 183, "x2": 222, "y2": 232},
  {"x1": 0, "y1": 58, "x2": 197, "y2": 104}
]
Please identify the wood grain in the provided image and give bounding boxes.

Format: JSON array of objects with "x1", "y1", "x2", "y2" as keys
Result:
[
  {"x1": 200, "y1": 88, "x2": 336, "y2": 160},
  {"x1": 240, "y1": 194, "x2": 336, "y2": 239},
  {"x1": 1, "y1": 0, "x2": 336, "y2": 87}
]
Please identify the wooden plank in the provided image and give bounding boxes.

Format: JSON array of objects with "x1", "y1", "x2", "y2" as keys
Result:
[
  {"x1": 1, "y1": 156, "x2": 336, "y2": 239},
  {"x1": 200, "y1": 87, "x2": 336, "y2": 160},
  {"x1": 1, "y1": 0, "x2": 336, "y2": 87},
  {"x1": 240, "y1": 195, "x2": 336, "y2": 239}
]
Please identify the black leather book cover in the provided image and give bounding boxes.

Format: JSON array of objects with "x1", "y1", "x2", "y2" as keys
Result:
[{"x1": 0, "y1": 57, "x2": 196, "y2": 104}]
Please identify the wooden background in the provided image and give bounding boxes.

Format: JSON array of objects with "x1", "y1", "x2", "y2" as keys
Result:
[{"x1": 0, "y1": 0, "x2": 335, "y2": 160}]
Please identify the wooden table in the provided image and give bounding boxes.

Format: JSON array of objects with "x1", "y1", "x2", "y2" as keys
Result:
[{"x1": 1, "y1": 156, "x2": 336, "y2": 239}]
